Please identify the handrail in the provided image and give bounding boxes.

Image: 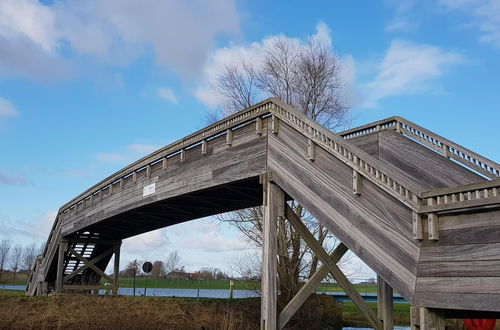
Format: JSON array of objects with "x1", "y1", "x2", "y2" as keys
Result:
[
  {"x1": 270, "y1": 99, "x2": 423, "y2": 211},
  {"x1": 420, "y1": 178, "x2": 500, "y2": 213},
  {"x1": 339, "y1": 116, "x2": 500, "y2": 180},
  {"x1": 58, "y1": 98, "x2": 275, "y2": 215}
]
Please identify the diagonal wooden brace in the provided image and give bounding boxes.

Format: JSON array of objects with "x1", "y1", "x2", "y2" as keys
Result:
[
  {"x1": 64, "y1": 247, "x2": 113, "y2": 282},
  {"x1": 285, "y1": 205, "x2": 383, "y2": 330},
  {"x1": 279, "y1": 242, "x2": 348, "y2": 329}
]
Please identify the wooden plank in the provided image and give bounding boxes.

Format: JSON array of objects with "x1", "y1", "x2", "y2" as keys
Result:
[
  {"x1": 279, "y1": 243, "x2": 348, "y2": 329},
  {"x1": 285, "y1": 205, "x2": 383, "y2": 330},
  {"x1": 56, "y1": 240, "x2": 67, "y2": 294},
  {"x1": 420, "y1": 243, "x2": 500, "y2": 262},
  {"x1": 418, "y1": 259, "x2": 500, "y2": 277},
  {"x1": 261, "y1": 182, "x2": 284, "y2": 330},
  {"x1": 420, "y1": 308, "x2": 445, "y2": 330},
  {"x1": 113, "y1": 243, "x2": 121, "y2": 294},
  {"x1": 422, "y1": 179, "x2": 500, "y2": 198},
  {"x1": 353, "y1": 170, "x2": 362, "y2": 196},
  {"x1": 380, "y1": 278, "x2": 393, "y2": 330},
  {"x1": 416, "y1": 276, "x2": 500, "y2": 294},
  {"x1": 347, "y1": 133, "x2": 380, "y2": 158},
  {"x1": 413, "y1": 291, "x2": 500, "y2": 312},
  {"x1": 378, "y1": 130, "x2": 483, "y2": 190},
  {"x1": 437, "y1": 209, "x2": 500, "y2": 231}
]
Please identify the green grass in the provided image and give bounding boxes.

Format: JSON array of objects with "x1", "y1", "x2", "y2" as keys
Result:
[
  {"x1": 110, "y1": 277, "x2": 260, "y2": 290},
  {"x1": 0, "y1": 273, "x2": 29, "y2": 285},
  {"x1": 342, "y1": 301, "x2": 410, "y2": 326},
  {"x1": 316, "y1": 283, "x2": 377, "y2": 294},
  {"x1": 0, "y1": 289, "x2": 25, "y2": 296}
]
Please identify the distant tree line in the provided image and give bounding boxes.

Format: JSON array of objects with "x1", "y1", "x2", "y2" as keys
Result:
[
  {"x1": 119, "y1": 251, "x2": 230, "y2": 280},
  {"x1": 0, "y1": 239, "x2": 42, "y2": 284}
]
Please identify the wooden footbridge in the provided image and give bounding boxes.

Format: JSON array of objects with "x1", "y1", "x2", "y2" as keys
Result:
[{"x1": 27, "y1": 98, "x2": 500, "y2": 329}]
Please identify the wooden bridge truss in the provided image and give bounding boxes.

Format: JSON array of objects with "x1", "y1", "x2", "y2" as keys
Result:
[{"x1": 27, "y1": 98, "x2": 500, "y2": 329}]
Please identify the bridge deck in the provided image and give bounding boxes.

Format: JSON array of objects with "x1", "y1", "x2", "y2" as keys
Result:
[{"x1": 28, "y1": 99, "x2": 500, "y2": 318}]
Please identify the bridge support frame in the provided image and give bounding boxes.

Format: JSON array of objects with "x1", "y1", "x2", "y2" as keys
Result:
[
  {"x1": 283, "y1": 204, "x2": 383, "y2": 330},
  {"x1": 261, "y1": 180, "x2": 285, "y2": 330},
  {"x1": 56, "y1": 238, "x2": 122, "y2": 294},
  {"x1": 377, "y1": 275, "x2": 394, "y2": 330},
  {"x1": 410, "y1": 306, "x2": 445, "y2": 330}
]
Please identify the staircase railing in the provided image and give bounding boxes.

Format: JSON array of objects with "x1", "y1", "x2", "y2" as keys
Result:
[{"x1": 340, "y1": 116, "x2": 500, "y2": 180}]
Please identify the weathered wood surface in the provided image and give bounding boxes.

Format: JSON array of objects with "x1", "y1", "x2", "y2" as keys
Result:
[
  {"x1": 377, "y1": 130, "x2": 484, "y2": 189},
  {"x1": 267, "y1": 119, "x2": 418, "y2": 301},
  {"x1": 261, "y1": 182, "x2": 284, "y2": 330},
  {"x1": 61, "y1": 120, "x2": 268, "y2": 237}
]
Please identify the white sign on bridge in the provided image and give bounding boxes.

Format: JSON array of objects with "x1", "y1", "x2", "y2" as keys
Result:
[{"x1": 143, "y1": 183, "x2": 156, "y2": 197}]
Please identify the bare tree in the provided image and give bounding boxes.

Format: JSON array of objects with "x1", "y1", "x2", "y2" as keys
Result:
[
  {"x1": 10, "y1": 244, "x2": 23, "y2": 283},
  {"x1": 151, "y1": 260, "x2": 165, "y2": 280},
  {"x1": 165, "y1": 251, "x2": 181, "y2": 275},
  {"x1": 0, "y1": 240, "x2": 12, "y2": 283},
  {"x1": 22, "y1": 243, "x2": 38, "y2": 274},
  {"x1": 210, "y1": 36, "x2": 352, "y2": 303}
]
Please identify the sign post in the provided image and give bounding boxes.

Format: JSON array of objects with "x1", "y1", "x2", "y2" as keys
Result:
[{"x1": 142, "y1": 261, "x2": 153, "y2": 296}]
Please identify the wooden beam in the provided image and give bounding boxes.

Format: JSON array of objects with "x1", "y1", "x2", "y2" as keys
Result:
[
  {"x1": 412, "y1": 212, "x2": 423, "y2": 240},
  {"x1": 279, "y1": 243, "x2": 348, "y2": 329},
  {"x1": 201, "y1": 140, "x2": 208, "y2": 155},
  {"x1": 261, "y1": 182, "x2": 285, "y2": 330},
  {"x1": 353, "y1": 170, "x2": 362, "y2": 196},
  {"x1": 256, "y1": 117, "x2": 263, "y2": 135},
  {"x1": 113, "y1": 242, "x2": 121, "y2": 294},
  {"x1": 378, "y1": 276, "x2": 394, "y2": 330},
  {"x1": 180, "y1": 149, "x2": 186, "y2": 162},
  {"x1": 56, "y1": 240, "x2": 67, "y2": 294},
  {"x1": 420, "y1": 307, "x2": 445, "y2": 330},
  {"x1": 226, "y1": 129, "x2": 233, "y2": 146},
  {"x1": 65, "y1": 246, "x2": 113, "y2": 282},
  {"x1": 428, "y1": 213, "x2": 439, "y2": 241},
  {"x1": 271, "y1": 115, "x2": 279, "y2": 134},
  {"x1": 307, "y1": 139, "x2": 315, "y2": 161},
  {"x1": 285, "y1": 206, "x2": 383, "y2": 330}
]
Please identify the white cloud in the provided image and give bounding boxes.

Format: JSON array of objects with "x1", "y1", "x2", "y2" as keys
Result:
[
  {"x1": 195, "y1": 21, "x2": 341, "y2": 109},
  {"x1": 0, "y1": 0, "x2": 241, "y2": 80},
  {"x1": 0, "y1": 97, "x2": 18, "y2": 119},
  {"x1": 362, "y1": 39, "x2": 463, "y2": 107},
  {"x1": 439, "y1": 0, "x2": 500, "y2": 49},
  {"x1": 96, "y1": 143, "x2": 161, "y2": 163},
  {"x1": 158, "y1": 87, "x2": 178, "y2": 104},
  {"x1": 384, "y1": 0, "x2": 419, "y2": 32},
  {"x1": 30, "y1": 211, "x2": 58, "y2": 239}
]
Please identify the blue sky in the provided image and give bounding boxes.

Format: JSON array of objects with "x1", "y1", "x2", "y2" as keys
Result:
[{"x1": 0, "y1": 0, "x2": 499, "y2": 277}]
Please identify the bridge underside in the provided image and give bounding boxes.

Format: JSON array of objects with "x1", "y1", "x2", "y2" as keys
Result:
[
  {"x1": 68, "y1": 177, "x2": 263, "y2": 241},
  {"x1": 28, "y1": 99, "x2": 500, "y2": 329}
]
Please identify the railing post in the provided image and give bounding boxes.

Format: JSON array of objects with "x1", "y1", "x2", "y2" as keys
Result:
[{"x1": 113, "y1": 241, "x2": 121, "y2": 295}]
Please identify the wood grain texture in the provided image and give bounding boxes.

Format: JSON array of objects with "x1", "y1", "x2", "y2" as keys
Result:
[
  {"x1": 378, "y1": 130, "x2": 484, "y2": 189},
  {"x1": 267, "y1": 120, "x2": 418, "y2": 301},
  {"x1": 348, "y1": 132, "x2": 380, "y2": 159}
]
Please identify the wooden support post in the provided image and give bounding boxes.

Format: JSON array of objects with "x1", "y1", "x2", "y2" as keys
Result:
[
  {"x1": 377, "y1": 275, "x2": 384, "y2": 320},
  {"x1": 410, "y1": 306, "x2": 420, "y2": 330},
  {"x1": 307, "y1": 139, "x2": 315, "y2": 161},
  {"x1": 226, "y1": 129, "x2": 233, "y2": 146},
  {"x1": 353, "y1": 170, "x2": 362, "y2": 196},
  {"x1": 377, "y1": 276, "x2": 393, "y2": 330},
  {"x1": 132, "y1": 172, "x2": 137, "y2": 183},
  {"x1": 271, "y1": 115, "x2": 279, "y2": 134},
  {"x1": 180, "y1": 149, "x2": 186, "y2": 162},
  {"x1": 201, "y1": 140, "x2": 208, "y2": 155},
  {"x1": 146, "y1": 165, "x2": 151, "y2": 177},
  {"x1": 412, "y1": 212, "x2": 423, "y2": 240},
  {"x1": 64, "y1": 247, "x2": 113, "y2": 282},
  {"x1": 285, "y1": 206, "x2": 383, "y2": 330},
  {"x1": 113, "y1": 242, "x2": 121, "y2": 294},
  {"x1": 162, "y1": 157, "x2": 167, "y2": 170},
  {"x1": 279, "y1": 243, "x2": 348, "y2": 329},
  {"x1": 261, "y1": 181, "x2": 285, "y2": 330},
  {"x1": 420, "y1": 307, "x2": 445, "y2": 330},
  {"x1": 56, "y1": 240, "x2": 67, "y2": 294},
  {"x1": 256, "y1": 117, "x2": 263, "y2": 135},
  {"x1": 428, "y1": 213, "x2": 439, "y2": 240}
]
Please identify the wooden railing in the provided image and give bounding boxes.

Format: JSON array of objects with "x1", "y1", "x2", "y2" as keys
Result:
[
  {"x1": 340, "y1": 116, "x2": 500, "y2": 180},
  {"x1": 420, "y1": 179, "x2": 500, "y2": 213},
  {"x1": 57, "y1": 99, "x2": 274, "y2": 219},
  {"x1": 270, "y1": 99, "x2": 423, "y2": 211}
]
